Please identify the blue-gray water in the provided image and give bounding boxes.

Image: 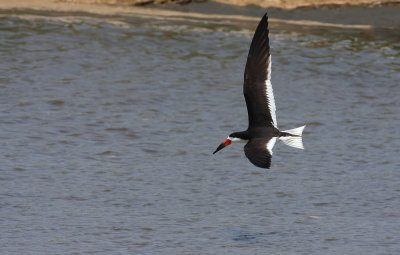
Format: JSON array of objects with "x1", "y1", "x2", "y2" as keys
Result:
[{"x1": 1, "y1": 10, "x2": 399, "y2": 254}]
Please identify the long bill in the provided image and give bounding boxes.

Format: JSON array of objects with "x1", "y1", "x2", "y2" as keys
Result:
[{"x1": 213, "y1": 138, "x2": 232, "y2": 154}]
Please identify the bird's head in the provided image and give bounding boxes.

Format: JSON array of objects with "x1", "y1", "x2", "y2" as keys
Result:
[{"x1": 213, "y1": 132, "x2": 246, "y2": 154}]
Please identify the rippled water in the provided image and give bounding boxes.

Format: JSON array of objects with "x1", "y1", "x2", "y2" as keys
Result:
[{"x1": 1, "y1": 10, "x2": 399, "y2": 254}]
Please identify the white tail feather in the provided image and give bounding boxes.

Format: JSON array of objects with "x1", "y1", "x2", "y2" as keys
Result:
[
  {"x1": 283, "y1": 125, "x2": 306, "y2": 136},
  {"x1": 279, "y1": 136, "x2": 304, "y2": 149},
  {"x1": 279, "y1": 125, "x2": 306, "y2": 149}
]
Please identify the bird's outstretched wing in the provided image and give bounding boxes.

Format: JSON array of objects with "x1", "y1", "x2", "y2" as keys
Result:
[
  {"x1": 243, "y1": 13, "x2": 277, "y2": 128},
  {"x1": 244, "y1": 137, "x2": 277, "y2": 169}
]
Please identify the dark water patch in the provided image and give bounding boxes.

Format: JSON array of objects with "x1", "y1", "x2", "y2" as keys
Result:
[
  {"x1": 13, "y1": 167, "x2": 26, "y2": 172},
  {"x1": 47, "y1": 99, "x2": 65, "y2": 106},
  {"x1": 313, "y1": 202, "x2": 337, "y2": 207},
  {"x1": 125, "y1": 131, "x2": 138, "y2": 138},
  {"x1": 97, "y1": 150, "x2": 114, "y2": 155},
  {"x1": 141, "y1": 148, "x2": 159, "y2": 153},
  {"x1": 105, "y1": 127, "x2": 128, "y2": 132},
  {"x1": 231, "y1": 230, "x2": 288, "y2": 242},
  {"x1": 56, "y1": 195, "x2": 88, "y2": 202}
]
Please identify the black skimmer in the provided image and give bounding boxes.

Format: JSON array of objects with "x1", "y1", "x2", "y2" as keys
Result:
[{"x1": 213, "y1": 13, "x2": 306, "y2": 169}]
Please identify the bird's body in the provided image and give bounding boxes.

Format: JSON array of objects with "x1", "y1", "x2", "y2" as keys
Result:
[{"x1": 213, "y1": 12, "x2": 306, "y2": 169}]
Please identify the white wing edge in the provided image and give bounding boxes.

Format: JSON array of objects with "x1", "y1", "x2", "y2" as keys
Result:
[
  {"x1": 266, "y1": 137, "x2": 277, "y2": 155},
  {"x1": 265, "y1": 55, "x2": 277, "y2": 128}
]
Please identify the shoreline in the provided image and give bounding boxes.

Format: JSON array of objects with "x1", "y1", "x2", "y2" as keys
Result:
[
  {"x1": 1, "y1": 0, "x2": 399, "y2": 37},
  {"x1": 35, "y1": 0, "x2": 400, "y2": 9}
]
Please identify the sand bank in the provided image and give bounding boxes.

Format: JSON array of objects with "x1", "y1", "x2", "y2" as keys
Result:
[
  {"x1": 37, "y1": 0, "x2": 400, "y2": 9},
  {"x1": 1, "y1": 0, "x2": 399, "y2": 34}
]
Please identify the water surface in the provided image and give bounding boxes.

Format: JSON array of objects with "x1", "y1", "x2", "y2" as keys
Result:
[{"x1": 0, "y1": 10, "x2": 399, "y2": 254}]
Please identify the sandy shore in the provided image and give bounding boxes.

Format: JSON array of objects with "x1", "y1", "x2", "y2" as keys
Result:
[
  {"x1": 38, "y1": 0, "x2": 400, "y2": 9},
  {"x1": 212, "y1": 0, "x2": 400, "y2": 8},
  {"x1": 1, "y1": 0, "x2": 399, "y2": 34}
]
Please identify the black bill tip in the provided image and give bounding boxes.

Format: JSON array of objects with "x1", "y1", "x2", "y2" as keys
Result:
[{"x1": 213, "y1": 142, "x2": 228, "y2": 154}]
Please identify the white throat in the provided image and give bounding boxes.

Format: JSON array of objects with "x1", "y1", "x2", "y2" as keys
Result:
[{"x1": 228, "y1": 136, "x2": 247, "y2": 143}]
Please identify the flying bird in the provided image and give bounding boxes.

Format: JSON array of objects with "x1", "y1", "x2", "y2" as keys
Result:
[{"x1": 213, "y1": 13, "x2": 306, "y2": 169}]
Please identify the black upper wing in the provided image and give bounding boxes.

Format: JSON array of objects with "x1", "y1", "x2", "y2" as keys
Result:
[{"x1": 243, "y1": 13, "x2": 277, "y2": 129}]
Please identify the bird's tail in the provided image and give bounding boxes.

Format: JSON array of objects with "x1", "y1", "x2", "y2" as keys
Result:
[{"x1": 279, "y1": 125, "x2": 306, "y2": 149}]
